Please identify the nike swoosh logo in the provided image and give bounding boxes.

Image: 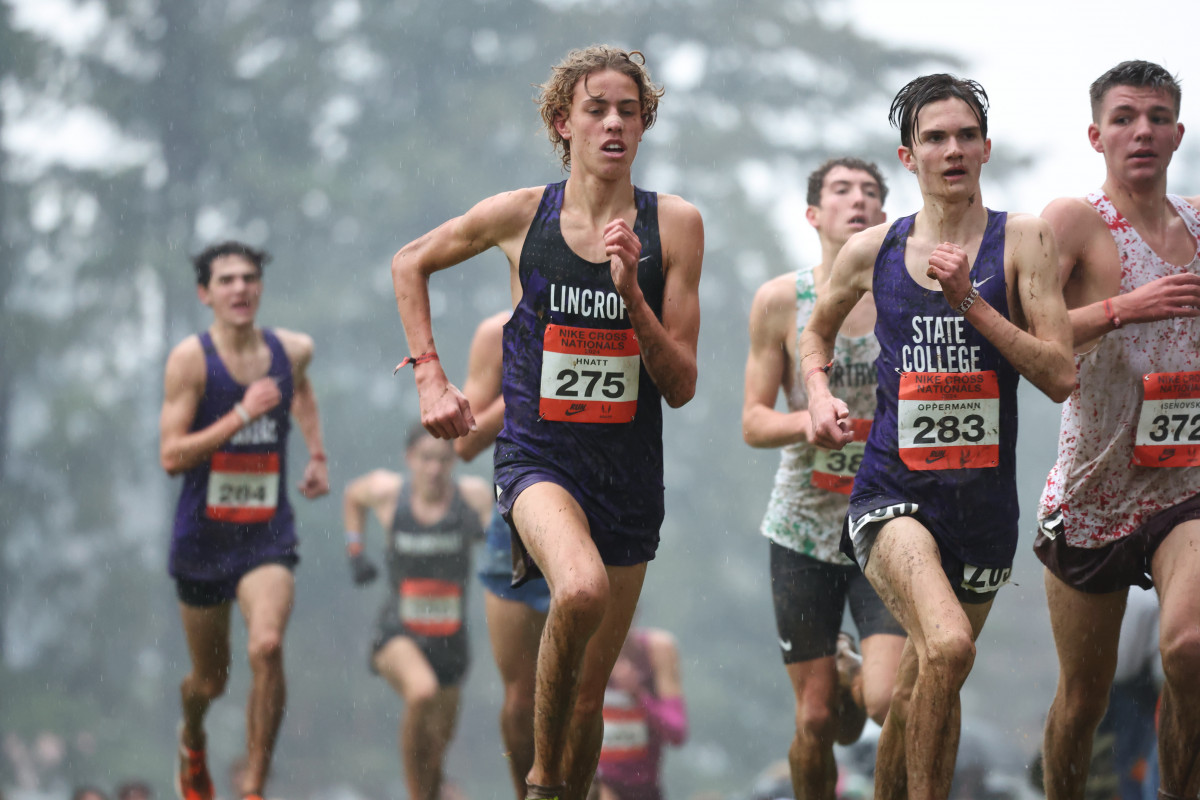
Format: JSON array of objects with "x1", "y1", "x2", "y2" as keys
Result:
[
  {"x1": 925, "y1": 450, "x2": 947, "y2": 463},
  {"x1": 778, "y1": 638, "x2": 793, "y2": 652},
  {"x1": 563, "y1": 407, "x2": 587, "y2": 416},
  {"x1": 639, "y1": 255, "x2": 653, "y2": 263},
  {"x1": 972, "y1": 274, "x2": 994, "y2": 289}
]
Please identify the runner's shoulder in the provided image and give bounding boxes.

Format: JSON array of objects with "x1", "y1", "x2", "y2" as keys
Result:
[
  {"x1": 270, "y1": 327, "x2": 315, "y2": 370},
  {"x1": 164, "y1": 334, "x2": 207, "y2": 386}
]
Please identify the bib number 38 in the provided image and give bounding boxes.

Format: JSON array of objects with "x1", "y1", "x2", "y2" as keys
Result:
[{"x1": 540, "y1": 324, "x2": 640, "y2": 423}]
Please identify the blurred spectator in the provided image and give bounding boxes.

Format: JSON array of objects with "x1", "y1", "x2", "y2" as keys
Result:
[
  {"x1": 1105, "y1": 586, "x2": 1160, "y2": 800},
  {"x1": 116, "y1": 780, "x2": 154, "y2": 800},
  {"x1": 71, "y1": 786, "x2": 109, "y2": 800}
]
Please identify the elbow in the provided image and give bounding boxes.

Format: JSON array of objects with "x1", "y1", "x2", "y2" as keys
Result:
[
  {"x1": 1042, "y1": 369, "x2": 1075, "y2": 404},
  {"x1": 160, "y1": 451, "x2": 183, "y2": 476},
  {"x1": 453, "y1": 437, "x2": 481, "y2": 462},
  {"x1": 390, "y1": 248, "x2": 415, "y2": 289},
  {"x1": 663, "y1": 368, "x2": 697, "y2": 409}
]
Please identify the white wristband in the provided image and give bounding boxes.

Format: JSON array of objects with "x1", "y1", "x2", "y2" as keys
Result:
[
  {"x1": 955, "y1": 287, "x2": 980, "y2": 316},
  {"x1": 233, "y1": 402, "x2": 251, "y2": 425}
]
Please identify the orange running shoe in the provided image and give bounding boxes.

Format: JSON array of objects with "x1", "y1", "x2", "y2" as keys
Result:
[{"x1": 174, "y1": 726, "x2": 214, "y2": 800}]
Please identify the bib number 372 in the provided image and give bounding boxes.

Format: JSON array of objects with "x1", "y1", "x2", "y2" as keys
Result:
[
  {"x1": 539, "y1": 324, "x2": 640, "y2": 423},
  {"x1": 1133, "y1": 371, "x2": 1200, "y2": 467}
]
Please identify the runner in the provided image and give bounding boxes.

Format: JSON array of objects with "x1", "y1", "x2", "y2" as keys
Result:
[
  {"x1": 590, "y1": 627, "x2": 688, "y2": 800},
  {"x1": 799, "y1": 74, "x2": 1074, "y2": 800},
  {"x1": 743, "y1": 157, "x2": 905, "y2": 800},
  {"x1": 1035, "y1": 60, "x2": 1200, "y2": 800},
  {"x1": 159, "y1": 241, "x2": 329, "y2": 800},
  {"x1": 342, "y1": 426, "x2": 492, "y2": 800},
  {"x1": 390, "y1": 45, "x2": 703, "y2": 800},
  {"x1": 455, "y1": 310, "x2": 552, "y2": 799}
]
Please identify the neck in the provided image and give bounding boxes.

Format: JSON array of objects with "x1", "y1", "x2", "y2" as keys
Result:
[
  {"x1": 414, "y1": 480, "x2": 452, "y2": 505},
  {"x1": 915, "y1": 190, "x2": 988, "y2": 243},
  {"x1": 1102, "y1": 174, "x2": 1172, "y2": 227},
  {"x1": 209, "y1": 319, "x2": 259, "y2": 351},
  {"x1": 563, "y1": 170, "x2": 635, "y2": 225},
  {"x1": 816, "y1": 235, "x2": 848, "y2": 281}
]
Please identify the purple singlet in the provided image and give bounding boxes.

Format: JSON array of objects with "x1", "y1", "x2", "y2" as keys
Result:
[
  {"x1": 169, "y1": 329, "x2": 296, "y2": 582},
  {"x1": 846, "y1": 211, "x2": 1021, "y2": 569}
]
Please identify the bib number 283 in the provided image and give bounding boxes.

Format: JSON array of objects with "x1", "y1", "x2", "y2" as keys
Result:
[{"x1": 540, "y1": 324, "x2": 640, "y2": 423}]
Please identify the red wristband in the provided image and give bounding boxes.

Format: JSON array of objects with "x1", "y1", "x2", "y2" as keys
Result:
[
  {"x1": 1103, "y1": 297, "x2": 1122, "y2": 329},
  {"x1": 310, "y1": 452, "x2": 327, "y2": 462},
  {"x1": 804, "y1": 361, "x2": 833, "y2": 382},
  {"x1": 393, "y1": 351, "x2": 439, "y2": 374}
]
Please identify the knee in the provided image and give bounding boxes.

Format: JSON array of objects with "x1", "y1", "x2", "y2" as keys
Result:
[
  {"x1": 863, "y1": 684, "x2": 892, "y2": 726},
  {"x1": 924, "y1": 629, "x2": 975, "y2": 688},
  {"x1": 572, "y1": 679, "x2": 609, "y2": 721},
  {"x1": 247, "y1": 630, "x2": 284, "y2": 671},
  {"x1": 185, "y1": 670, "x2": 228, "y2": 701},
  {"x1": 502, "y1": 682, "x2": 535, "y2": 722},
  {"x1": 1160, "y1": 627, "x2": 1200, "y2": 689},
  {"x1": 1049, "y1": 671, "x2": 1112, "y2": 731},
  {"x1": 795, "y1": 700, "x2": 837, "y2": 746},
  {"x1": 550, "y1": 575, "x2": 609, "y2": 632},
  {"x1": 406, "y1": 680, "x2": 440, "y2": 711}
]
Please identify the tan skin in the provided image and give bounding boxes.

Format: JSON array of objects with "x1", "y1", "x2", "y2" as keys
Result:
[
  {"x1": 158, "y1": 254, "x2": 328, "y2": 798},
  {"x1": 390, "y1": 67, "x2": 703, "y2": 800},
  {"x1": 342, "y1": 436, "x2": 492, "y2": 800},
  {"x1": 454, "y1": 310, "x2": 549, "y2": 800},
  {"x1": 1040, "y1": 84, "x2": 1200, "y2": 800},
  {"x1": 797, "y1": 97, "x2": 1073, "y2": 800},
  {"x1": 742, "y1": 165, "x2": 905, "y2": 800}
]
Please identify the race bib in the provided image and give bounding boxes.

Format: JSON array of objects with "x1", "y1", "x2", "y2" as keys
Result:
[
  {"x1": 898, "y1": 371, "x2": 1000, "y2": 471},
  {"x1": 399, "y1": 578, "x2": 462, "y2": 637},
  {"x1": 960, "y1": 563, "x2": 1012, "y2": 594},
  {"x1": 539, "y1": 324, "x2": 640, "y2": 423},
  {"x1": 1133, "y1": 371, "x2": 1200, "y2": 467},
  {"x1": 206, "y1": 452, "x2": 279, "y2": 523},
  {"x1": 811, "y1": 418, "x2": 872, "y2": 494},
  {"x1": 600, "y1": 689, "x2": 649, "y2": 762}
]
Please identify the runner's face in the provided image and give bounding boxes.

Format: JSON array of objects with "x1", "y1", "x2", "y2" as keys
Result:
[
  {"x1": 807, "y1": 166, "x2": 886, "y2": 246},
  {"x1": 406, "y1": 435, "x2": 455, "y2": 497},
  {"x1": 1089, "y1": 86, "x2": 1183, "y2": 185},
  {"x1": 555, "y1": 69, "x2": 644, "y2": 176},
  {"x1": 199, "y1": 255, "x2": 262, "y2": 326},
  {"x1": 899, "y1": 97, "x2": 991, "y2": 199}
]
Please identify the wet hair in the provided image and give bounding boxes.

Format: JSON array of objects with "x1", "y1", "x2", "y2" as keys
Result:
[
  {"x1": 889, "y1": 74, "x2": 989, "y2": 150},
  {"x1": 1090, "y1": 60, "x2": 1181, "y2": 121},
  {"x1": 537, "y1": 45, "x2": 664, "y2": 170},
  {"x1": 806, "y1": 157, "x2": 889, "y2": 207},
  {"x1": 191, "y1": 241, "x2": 271, "y2": 287}
]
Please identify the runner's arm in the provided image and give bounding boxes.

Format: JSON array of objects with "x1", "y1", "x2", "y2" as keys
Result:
[
  {"x1": 457, "y1": 475, "x2": 496, "y2": 535},
  {"x1": 1045, "y1": 198, "x2": 1200, "y2": 346},
  {"x1": 743, "y1": 275, "x2": 810, "y2": 448},
  {"x1": 279, "y1": 330, "x2": 329, "y2": 499},
  {"x1": 955, "y1": 215, "x2": 1074, "y2": 402},
  {"x1": 159, "y1": 338, "x2": 248, "y2": 475},
  {"x1": 799, "y1": 231, "x2": 876, "y2": 449},
  {"x1": 454, "y1": 312, "x2": 508, "y2": 462},
  {"x1": 391, "y1": 190, "x2": 538, "y2": 439},
  {"x1": 608, "y1": 195, "x2": 703, "y2": 408},
  {"x1": 342, "y1": 471, "x2": 401, "y2": 550},
  {"x1": 643, "y1": 629, "x2": 688, "y2": 746}
]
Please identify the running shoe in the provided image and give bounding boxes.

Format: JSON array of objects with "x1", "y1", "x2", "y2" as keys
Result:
[{"x1": 174, "y1": 725, "x2": 214, "y2": 800}]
